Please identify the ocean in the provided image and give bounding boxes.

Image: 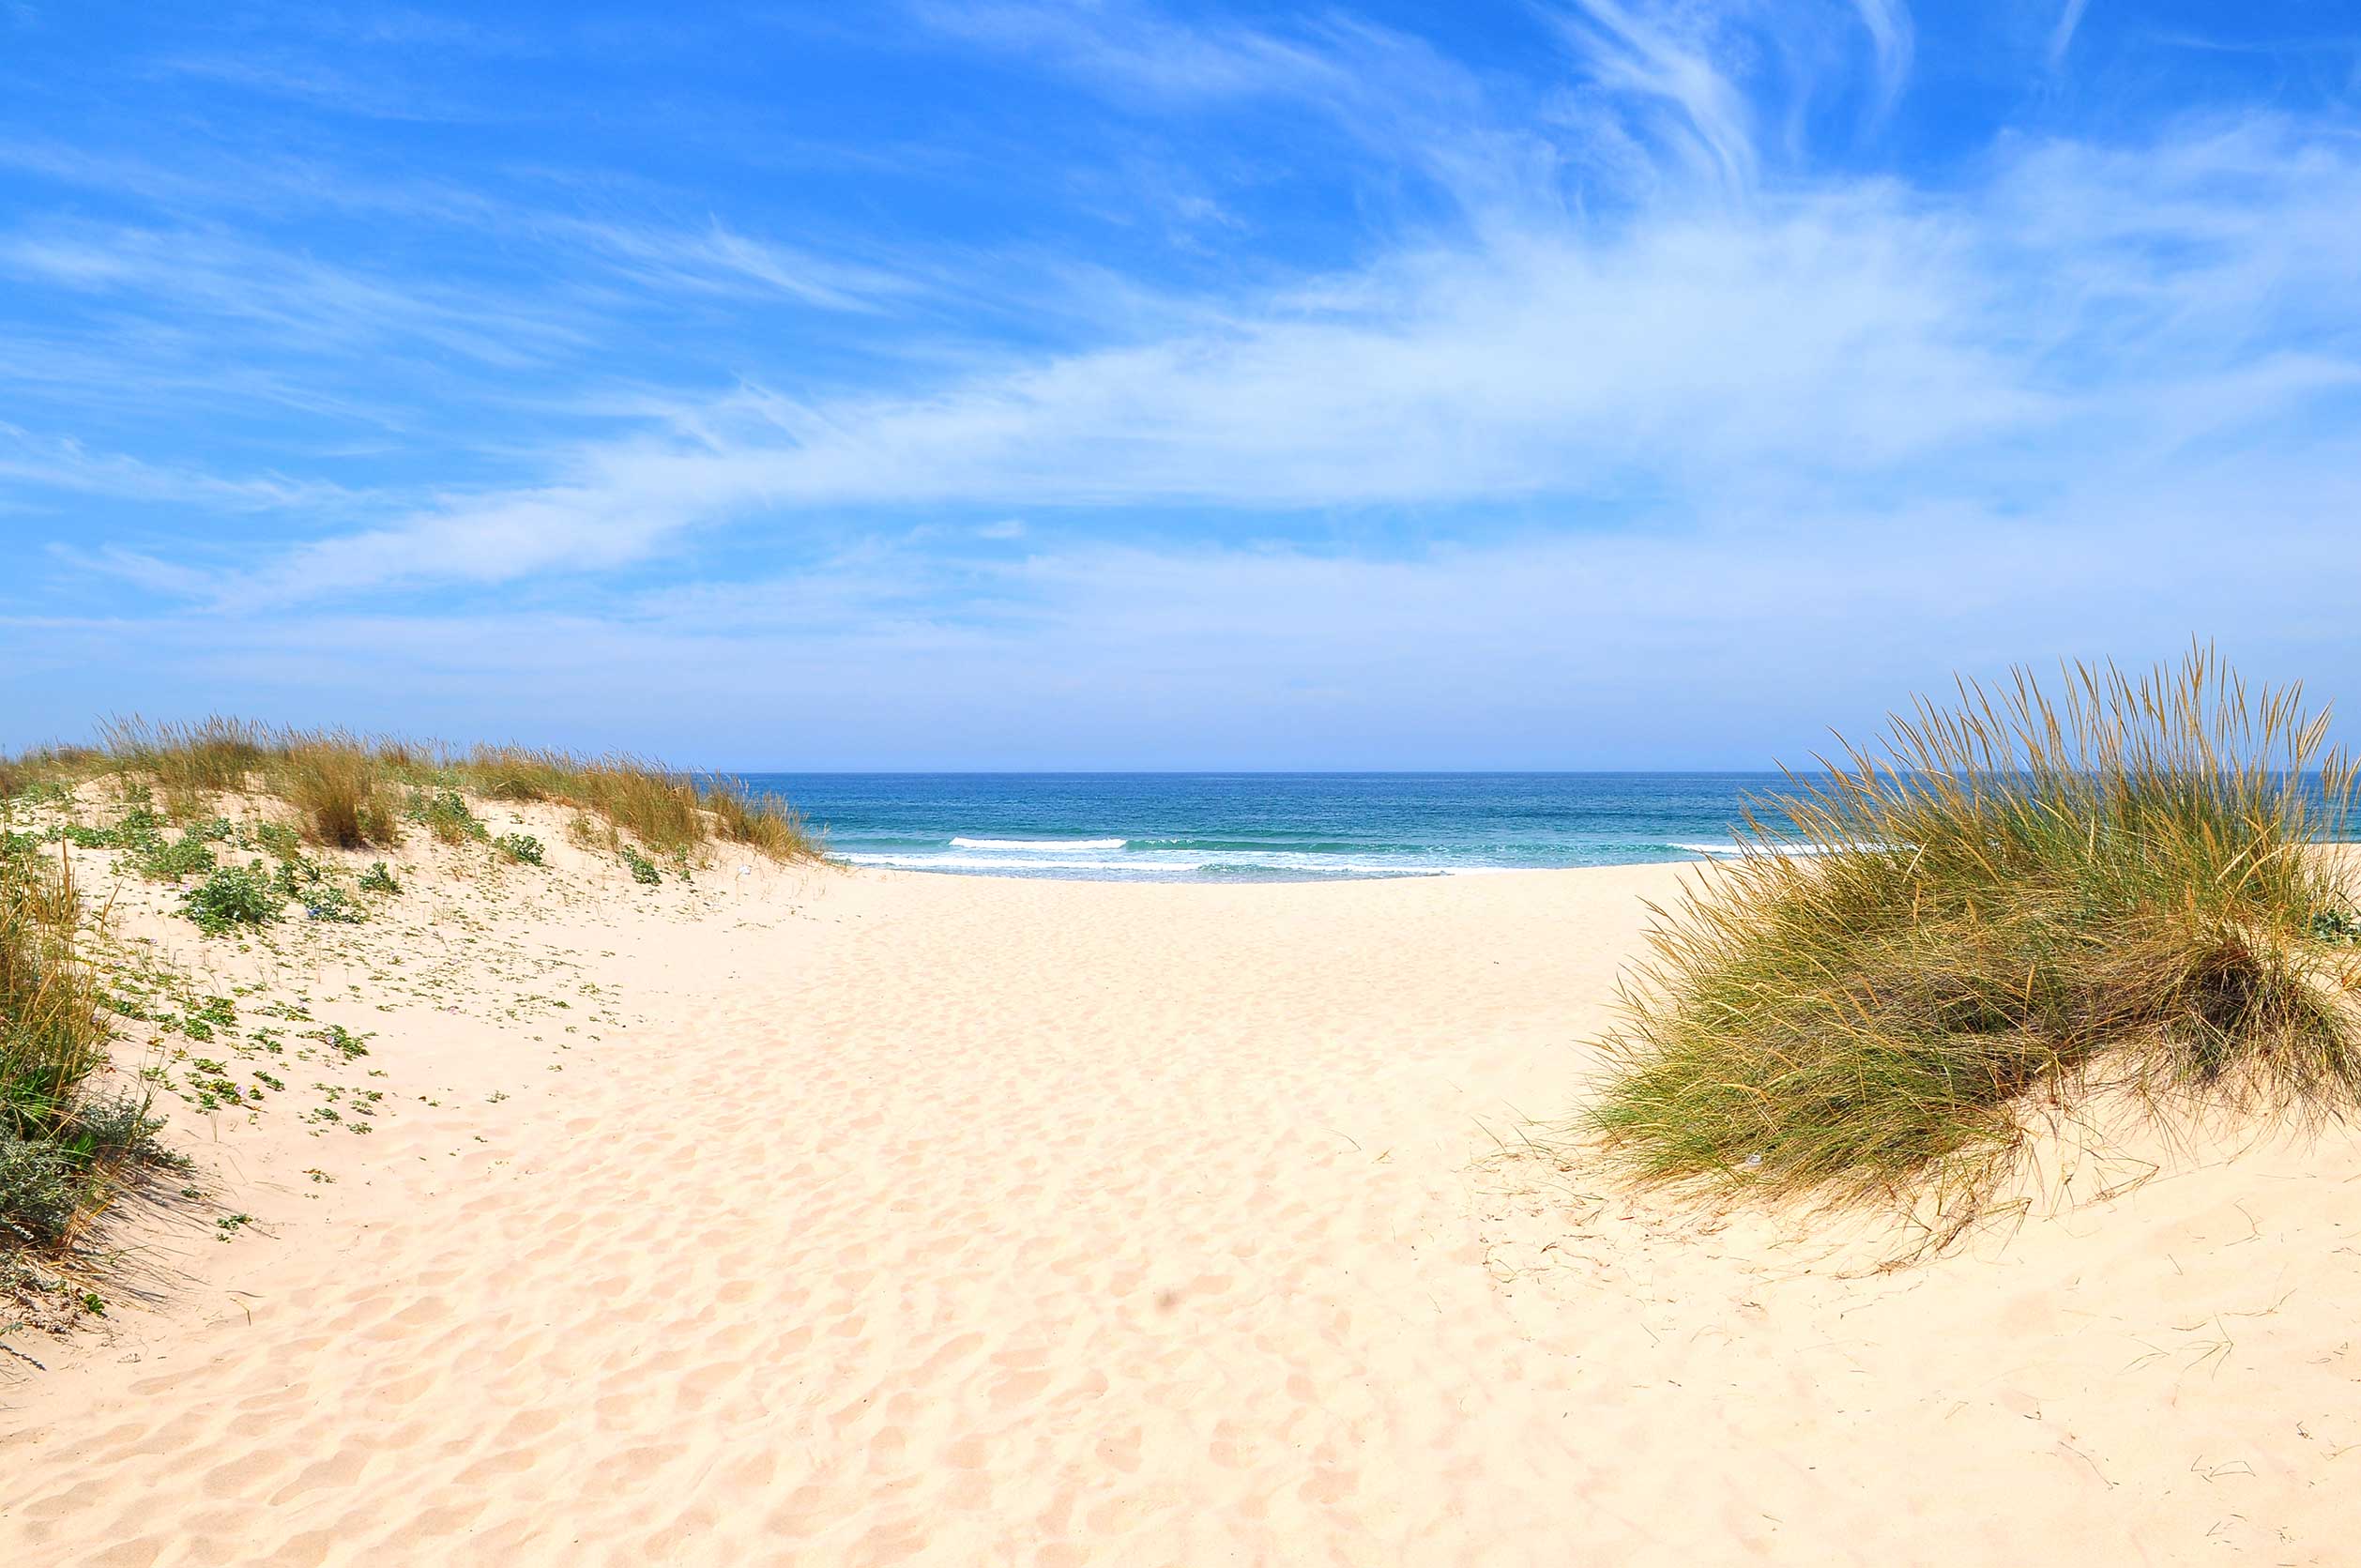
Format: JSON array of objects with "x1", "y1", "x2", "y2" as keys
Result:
[{"x1": 737, "y1": 772, "x2": 1809, "y2": 882}]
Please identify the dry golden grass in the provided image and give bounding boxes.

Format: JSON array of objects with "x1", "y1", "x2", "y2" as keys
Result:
[
  {"x1": 282, "y1": 736, "x2": 402, "y2": 849},
  {"x1": 1582, "y1": 646, "x2": 2361, "y2": 1220},
  {"x1": 5, "y1": 719, "x2": 818, "y2": 863},
  {"x1": 1, "y1": 844, "x2": 162, "y2": 1250}
]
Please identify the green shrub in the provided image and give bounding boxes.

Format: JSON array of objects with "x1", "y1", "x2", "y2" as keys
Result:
[
  {"x1": 0, "y1": 1133, "x2": 80, "y2": 1241},
  {"x1": 620, "y1": 845, "x2": 663, "y2": 886},
  {"x1": 494, "y1": 832, "x2": 544, "y2": 866},
  {"x1": 181, "y1": 862, "x2": 283, "y2": 936},
  {"x1": 358, "y1": 861, "x2": 401, "y2": 895},
  {"x1": 1585, "y1": 647, "x2": 2361, "y2": 1220},
  {"x1": 271, "y1": 856, "x2": 365, "y2": 923}
]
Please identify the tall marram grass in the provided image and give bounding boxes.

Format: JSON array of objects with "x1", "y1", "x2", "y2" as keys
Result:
[
  {"x1": 8, "y1": 720, "x2": 815, "y2": 863},
  {"x1": 1, "y1": 844, "x2": 161, "y2": 1250},
  {"x1": 1587, "y1": 647, "x2": 2361, "y2": 1216}
]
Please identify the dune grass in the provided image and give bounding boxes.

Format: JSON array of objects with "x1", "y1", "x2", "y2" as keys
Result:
[
  {"x1": 1, "y1": 841, "x2": 164, "y2": 1253},
  {"x1": 6, "y1": 719, "x2": 816, "y2": 863},
  {"x1": 0, "y1": 715, "x2": 815, "y2": 1269},
  {"x1": 1585, "y1": 647, "x2": 2361, "y2": 1218}
]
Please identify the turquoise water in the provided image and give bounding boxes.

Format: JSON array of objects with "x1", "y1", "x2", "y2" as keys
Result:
[{"x1": 738, "y1": 772, "x2": 1808, "y2": 882}]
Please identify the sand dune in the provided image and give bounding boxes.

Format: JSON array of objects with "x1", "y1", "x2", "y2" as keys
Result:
[{"x1": 5, "y1": 858, "x2": 2357, "y2": 1565}]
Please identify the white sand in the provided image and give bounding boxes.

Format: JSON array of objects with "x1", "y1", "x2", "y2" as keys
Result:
[{"x1": 4, "y1": 850, "x2": 2358, "y2": 1565}]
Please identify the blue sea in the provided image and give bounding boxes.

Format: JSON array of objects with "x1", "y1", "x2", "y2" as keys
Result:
[{"x1": 737, "y1": 773, "x2": 1809, "y2": 882}]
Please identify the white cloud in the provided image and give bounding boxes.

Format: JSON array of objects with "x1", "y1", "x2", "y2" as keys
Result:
[
  {"x1": 2049, "y1": 0, "x2": 2092, "y2": 69},
  {"x1": 1850, "y1": 0, "x2": 1913, "y2": 122},
  {"x1": 0, "y1": 221, "x2": 582, "y2": 368},
  {"x1": 34, "y1": 443, "x2": 2361, "y2": 765},
  {"x1": 0, "y1": 422, "x2": 361, "y2": 511},
  {"x1": 16, "y1": 0, "x2": 2361, "y2": 770},
  {"x1": 1552, "y1": 1, "x2": 1760, "y2": 194},
  {"x1": 162, "y1": 108, "x2": 2361, "y2": 610},
  {"x1": 546, "y1": 217, "x2": 918, "y2": 312}
]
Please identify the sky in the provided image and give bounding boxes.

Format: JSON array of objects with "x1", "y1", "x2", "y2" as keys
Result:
[{"x1": 4, "y1": 1, "x2": 2360, "y2": 769}]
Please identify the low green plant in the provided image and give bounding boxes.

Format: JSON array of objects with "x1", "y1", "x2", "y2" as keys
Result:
[
  {"x1": 134, "y1": 832, "x2": 218, "y2": 883},
  {"x1": 307, "y1": 886, "x2": 364, "y2": 923},
  {"x1": 267, "y1": 855, "x2": 364, "y2": 922},
  {"x1": 2312, "y1": 906, "x2": 2361, "y2": 945},
  {"x1": 308, "y1": 1024, "x2": 371, "y2": 1059},
  {"x1": 180, "y1": 862, "x2": 283, "y2": 936},
  {"x1": 5, "y1": 779, "x2": 69, "y2": 811},
  {"x1": 620, "y1": 845, "x2": 663, "y2": 886},
  {"x1": 1583, "y1": 647, "x2": 2361, "y2": 1223},
  {"x1": 358, "y1": 861, "x2": 401, "y2": 894},
  {"x1": 494, "y1": 832, "x2": 545, "y2": 866}
]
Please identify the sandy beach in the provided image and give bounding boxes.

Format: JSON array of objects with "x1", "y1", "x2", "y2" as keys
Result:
[{"x1": 3, "y1": 835, "x2": 2355, "y2": 1567}]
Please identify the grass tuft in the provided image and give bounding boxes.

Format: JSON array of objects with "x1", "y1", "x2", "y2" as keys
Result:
[
  {"x1": 1584, "y1": 646, "x2": 2361, "y2": 1219},
  {"x1": 282, "y1": 736, "x2": 400, "y2": 848},
  {"x1": 2, "y1": 845, "x2": 165, "y2": 1250}
]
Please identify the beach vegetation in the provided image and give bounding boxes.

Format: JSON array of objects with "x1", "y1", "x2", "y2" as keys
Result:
[
  {"x1": 1585, "y1": 647, "x2": 2361, "y2": 1223},
  {"x1": 494, "y1": 832, "x2": 544, "y2": 866},
  {"x1": 181, "y1": 863, "x2": 284, "y2": 936},
  {"x1": 408, "y1": 787, "x2": 488, "y2": 845},
  {"x1": 0, "y1": 719, "x2": 816, "y2": 866},
  {"x1": 2, "y1": 846, "x2": 168, "y2": 1252},
  {"x1": 282, "y1": 737, "x2": 401, "y2": 848},
  {"x1": 270, "y1": 855, "x2": 366, "y2": 923}
]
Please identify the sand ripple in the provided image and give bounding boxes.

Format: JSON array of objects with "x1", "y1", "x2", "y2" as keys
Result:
[{"x1": 5, "y1": 865, "x2": 2357, "y2": 1564}]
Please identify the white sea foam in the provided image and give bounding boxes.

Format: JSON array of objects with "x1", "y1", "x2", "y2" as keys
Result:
[
  {"x1": 839, "y1": 849, "x2": 1509, "y2": 879},
  {"x1": 947, "y1": 837, "x2": 1127, "y2": 851},
  {"x1": 840, "y1": 853, "x2": 1185, "y2": 874},
  {"x1": 1669, "y1": 841, "x2": 1876, "y2": 859}
]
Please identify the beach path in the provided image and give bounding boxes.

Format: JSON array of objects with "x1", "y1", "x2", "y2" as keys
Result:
[{"x1": 4, "y1": 864, "x2": 2356, "y2": 1565}]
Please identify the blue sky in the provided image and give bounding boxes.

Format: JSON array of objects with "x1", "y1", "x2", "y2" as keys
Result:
[{"x1": 4, "y1": 2, "x2": 2360, "y2": 769}]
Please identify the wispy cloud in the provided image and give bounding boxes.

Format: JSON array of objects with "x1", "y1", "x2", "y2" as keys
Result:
[
  {"x1": 0, "y1": 423, "x2": 361, "y2": 511},
  {"x1": 550, "y1": 218, "x2": 918, "y2": 312},
  {"x1": 2049, "y1": 0, "x2": 2092, "y2": 69},
  {"x1": 1552, "y1": 1, "x2": 1759, "y2": 195},
  {"x1": 164, "y1": 109, "x2": 2361, "y2": 612},
  {"x1": 8, "y1": 0, "x2": 2361, "y2": 762},
  {"x1": 1851, "y1": 0, "x2": 1914, "y2": 122},
  {"x1": 0, "y1": 221, "x2": 584, "y2": 368},
  {"x1": 906, "y1": 0, "x2": 1353, "y2": 104}
]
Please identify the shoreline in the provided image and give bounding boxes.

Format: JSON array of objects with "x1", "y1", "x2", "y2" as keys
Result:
[{"x1": 4, "y1": 823, "x2": 2355, "y2": 1565}]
